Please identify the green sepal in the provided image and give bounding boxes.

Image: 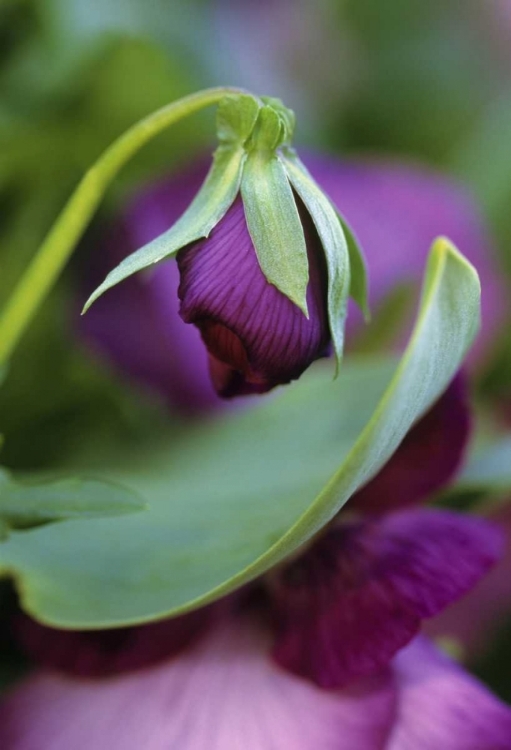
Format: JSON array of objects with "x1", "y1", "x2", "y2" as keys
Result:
[
  {"x1": 0, "y1": 239, "x2": 480, "y2": 628},
  {"x1": 0, "y1": 468, "x2": 145, "y2": 535},
  {"x1": 216, "y1": 94, "x2": 262, "y2": 145},
  {"x1": 241, "y1": 107, "x2": 309, "y2": 315},
  {"x1": 260, "y1": 96, "x2": 296, "y2": 144},
  {"x1": 83, "y1": 96, "x2": 263, "y2": 313},
  {"x1": 338, "y1": 214, "x2": 370, "y2": 321},
  {"x1": 282, "y1": 152, "x2": 351, "y2": 371}
]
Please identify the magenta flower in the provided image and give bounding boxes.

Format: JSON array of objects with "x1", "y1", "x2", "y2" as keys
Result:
[
  {"x1": 3, "y1": 378, "x2": 511, "y2": 749},
  {"x1": 79, "y1": 152, "x2": 506, "y2": 406}
]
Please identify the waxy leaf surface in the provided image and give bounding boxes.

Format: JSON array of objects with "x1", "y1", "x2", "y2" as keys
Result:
[{"x1": 0, "y1": 240, "x2": 480, "y2": 628}]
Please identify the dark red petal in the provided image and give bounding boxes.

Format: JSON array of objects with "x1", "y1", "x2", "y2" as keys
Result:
[
  {"x1": 177, "y1": 195, "x2": 330, "y2": 397},
  {"x1": 13, "y1": 607, "x2": 213, "y2": 678},
  {"x1": 354, "y1": 374, "x2": 471, "y2": 513},
  {"x1": 269, "y1": 509, "x2": 502, "y2": 689}
]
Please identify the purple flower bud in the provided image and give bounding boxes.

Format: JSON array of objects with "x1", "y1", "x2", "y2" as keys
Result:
[{"x1": 176, "y1": 194, "x2": 330, "y2": 397}]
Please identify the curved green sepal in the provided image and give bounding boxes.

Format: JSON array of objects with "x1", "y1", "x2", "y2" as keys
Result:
[
  {"x1": 83, "y1": 143, "x2": 246, "y2": 312},
  {"x1": 260, "y1": 96, "x2": 295, "y2": 144},
  {"x1": 0, "y1": 239, "x2": 479, "y2": 628},
  {"x1": 0, "y1": 468, "x2": 145, "y2": 535},
  {"x1": 241, "y1": 109, "x2": 309, "y2": 315},
  {"x1": 282, "y1": 153, "x2": 351, "y2": 370},
  {"x1": 338, "y1": 213, "x2": 370, "y2": 321},
  {"x1": 216, "y1": 94, "x2": 261, "y2": 145}
]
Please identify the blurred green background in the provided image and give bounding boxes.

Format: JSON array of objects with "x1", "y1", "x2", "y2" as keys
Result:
[{"x1": 2, "y1": 0, "x2": 511, "y2": 697}]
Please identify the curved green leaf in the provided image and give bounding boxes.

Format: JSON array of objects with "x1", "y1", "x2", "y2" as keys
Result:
[{"x1": 0, "y1": 239, "x2": 479, "y2": 627}]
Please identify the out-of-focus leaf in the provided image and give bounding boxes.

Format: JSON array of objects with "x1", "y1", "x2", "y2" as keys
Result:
[
  {"x1": 0, "y1": 468, "x2": 145, "y2": 534},
  {"x1": 454, "y1": 438, "x2": 511, "y2": 494}
]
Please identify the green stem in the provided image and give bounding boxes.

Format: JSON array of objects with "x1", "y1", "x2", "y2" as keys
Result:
[{"x1": 0, "y1": 86, "x2": 245, "y2": 366}]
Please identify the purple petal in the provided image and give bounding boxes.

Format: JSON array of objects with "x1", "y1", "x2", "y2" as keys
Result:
[
  {"x1": 388, "y1": 637, "x2": 511, "y2": 749},
  {"x1": 306, "y1": 154, "x2": 507, "y2": 366},
  {"x1": 354, "y1": 374, "x2": 470, "y2": 513},
  {"x1": 270, "y1": 509, "x2": 502, "y2": 689},
  {"x1": 177, "y1": 195, "x2": 330, "y2": 397},
  {"x1": 12, "y1": 607, "x2": 212, "y2": 678},
  {"x1": 426, "y1": 501, "x2": 511, "y2": 661},
  {"x1": 0, "y1": 619, "x2": 395, "y2": 750}
]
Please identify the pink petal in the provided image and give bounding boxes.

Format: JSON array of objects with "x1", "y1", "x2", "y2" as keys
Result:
[
  {"x1": 388, "y1": 637, "x2": 511, "y2": 749},
  {"x1": 270, "y1": 509, "x2": 502, "y2": 688},
  {"x1": 0, "y1": 619, "x2": 395, "y2": 750}
]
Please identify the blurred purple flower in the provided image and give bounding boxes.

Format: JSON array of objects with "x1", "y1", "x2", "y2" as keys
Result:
[
  {"x1": 3, "y1": 377, "x2": 510, "y2": 748},
  {"x1": 79, "y1": 152, "x2": 506, "y2": 409},
  {"x1": 3, "y1": 615, "x2": 511, "y2": 750}
]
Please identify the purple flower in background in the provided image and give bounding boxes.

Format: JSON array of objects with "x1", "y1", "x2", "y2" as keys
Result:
[
  {"x1": 3, "y1": 376, "x2": 511, "y2": 748},
  {"x1": 78, "y1": 152, "x2": 506, "y2": 409}
]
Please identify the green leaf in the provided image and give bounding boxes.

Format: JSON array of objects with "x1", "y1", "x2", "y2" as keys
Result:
[
  {"x1": 0, "y1": 469, "x2": 145, "y2": 534},
  {"x1": 241, "y1": 109, "x2": 309, "y2": 315},
  {"x1": 0, "y1": 239, "x2": 480, "y2": 627},
  {"x1": 283, "y1": 152, "x2": 351, "y2": 370},
  {"x1": 83, "y1": 143, "x2": 247, "y2": 312}
]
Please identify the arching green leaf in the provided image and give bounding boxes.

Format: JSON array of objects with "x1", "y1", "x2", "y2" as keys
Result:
[{"x1": 0, "y1": 239, "x2": 480, "y2": 628}]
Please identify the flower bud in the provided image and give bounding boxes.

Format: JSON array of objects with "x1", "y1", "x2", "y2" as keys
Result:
[{"x1": 83, "y1": 93, "x2": 367, "y2": 397}]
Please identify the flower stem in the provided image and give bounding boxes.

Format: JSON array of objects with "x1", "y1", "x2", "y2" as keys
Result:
[{"x1": 0, "y1": 86, "x2": 245, "y2": 366}]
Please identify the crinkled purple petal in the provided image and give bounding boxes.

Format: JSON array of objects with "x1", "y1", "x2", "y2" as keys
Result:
[
  {"x1": 306, "y1": 153, "x2": 506, "y2": 365},
  {"x1": 0, "y1": 618, "x2": 396, "y2": 750},
  {"x1": 177, "y1": 194, "x2": 330, "y2": 397},
  {"x1": 354, "y1": 374, "x2": 470, "y2": 513},
  {"x1": 12, "y1": 607, "x2": 212, "y2": 678},
  {"x1": 77, "y1": 159, "x2": 219, "y2": 414},
  {"x1": 388, "y1": 637, "x2": 511, "y2": 749},
  {"x1": 270, "y1": 509, "x2": 502, "y2": 689}
]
